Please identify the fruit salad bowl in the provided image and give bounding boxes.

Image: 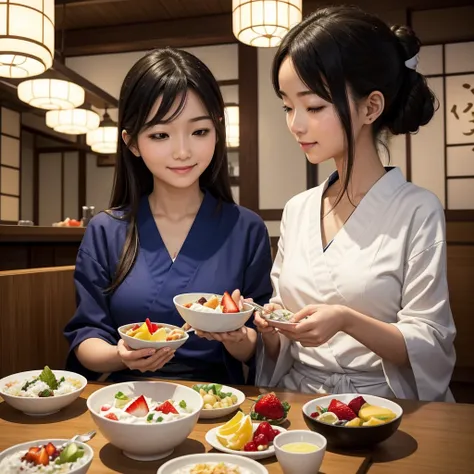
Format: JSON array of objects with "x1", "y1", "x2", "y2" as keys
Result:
[
  {"x1": 86, "y1": 381, "x2": 203, "y2": 461},
  {"x1": 302, "y1": 394, "x2": 403, "y2": 449},
  {"x1": 173, "y1": 292, "x2": 255, "y2": 333}
]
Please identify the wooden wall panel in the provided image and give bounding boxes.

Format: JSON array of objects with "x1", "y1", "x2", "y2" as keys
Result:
[{"x1": 0, "y1": 267, "x2": 76, "y2": 377}]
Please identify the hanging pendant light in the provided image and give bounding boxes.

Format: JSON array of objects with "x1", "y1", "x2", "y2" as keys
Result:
[
  {"x1": 17, "y1": 78, "x2": 85, "y2": 110},
  {"x1": 86, "y1": 110, "x2": 118, "y2": 154},
  {"x1": 225, "y1": 104, "x2": 239, "y2": 148},
  {"x1": 45, "y1": 108, "x2": 100, "y2": 135},
  {"x1": 232, "y1": 0, "x2": 302, "y2": 47},
  {"x1": 0, "y1": 0, "x2": 55, "y2": 78}
]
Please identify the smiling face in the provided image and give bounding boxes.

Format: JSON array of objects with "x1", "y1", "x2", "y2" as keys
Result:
[
  {"x1": 125, "y1": 89, "x2": 217, "y2": 190},
  {"x1": 278, "y1": 58, "x2": 367, "y2": 165}
]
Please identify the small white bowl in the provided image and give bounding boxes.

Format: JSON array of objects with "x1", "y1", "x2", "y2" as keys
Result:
[
  {"x1": 157, "y1": 453, "x2": 268, "y2": 474},
  {"x1": 205, "y1": 422, "x2": 287, "y2": 460},
  {"x1": 196, "y1": 385, "x2": 246, "y2": 420},
  {"x1": 118, "y1": 322, "x2": 189, "y2": 351},
  {"x1": 87, "y1": 381, "x2": 202, "y2": 461},
  {"x1": 173, "y1": 293, "x2": 254, "y2": 333},
  {"x1": 0, "y1": 370, "x2": 87, "y2": 416},
  {"x1": 274, "y1": 430, "x2": 327, "y2": 474},
  {"x1": 262, "y1": 309, "x2": 298, "y2": 330},
  {"x1": 0, "y1": 438, "x2": 93, "y2": 474}
]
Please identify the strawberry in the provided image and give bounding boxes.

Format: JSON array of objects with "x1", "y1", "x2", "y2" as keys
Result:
[
  {"x1": 328, "y1": 399, "x2": 356, "y2": 421},
  {"x1": 348, "y1": 396, "x2": 367, "y2": 416},
  {"x1": 131, "y1": 324, "x2": 140, "y2": 331},
  {"x1": 243, "y1": 441, "x2": 258, "y2": 452},
  {"x1": 155, "y1": 400, "x2": 178, "y2": 415},
  {"x1": 125, "y1": 395, "x2": 149, "y2": 417},
  {"x1": 44, "y1": 442, "x2": 56, "y2": 457},
  {"x1": 104, "y1": 412, "x2": 118, "y2": 421},
  {"x1": 222, "y1": 291, "x2": 239, "y2": 313},
  {"x1": 100, "y1": 404, "x2": 111, "y2": 411},
  {"x1": 37, "y1": 447, "x2": 49, "y2": 466},
  {"x1": 253, "y1": 434, "x2": 269, "y2": 450},
  {"x1": 251, "y1": 393, "x2": 290, "y2": 422},
  {"x1": 145, "y1": 318, "x2": 160, "y2": 334},
  {"x1": 310, "y1": 412, "x2": 319, "y2": 418},
  {"x1": 254, "y1": 421, "x2": 277, "y2": 442},
  {"x1": 22, "y1": 446, "x2": 40, "y2": 463}
]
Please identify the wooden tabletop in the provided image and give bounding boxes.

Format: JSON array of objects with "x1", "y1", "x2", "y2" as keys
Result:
[{"x1": 1, "y1": 381, "x2": 473, "y2": 474}]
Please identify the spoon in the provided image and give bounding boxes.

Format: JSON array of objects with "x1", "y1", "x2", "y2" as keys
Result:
[{"x1": 70, "y1": 430, "x2": 96, "y2": 444}]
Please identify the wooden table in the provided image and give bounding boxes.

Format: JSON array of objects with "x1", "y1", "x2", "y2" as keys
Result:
[{"x1": 1, "y1": 382, "x2": 473, "y2": 473}]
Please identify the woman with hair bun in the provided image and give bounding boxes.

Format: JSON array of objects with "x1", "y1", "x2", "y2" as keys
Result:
[{"x1": 254, "y1": 6, "x2": 456, "y2": 401}]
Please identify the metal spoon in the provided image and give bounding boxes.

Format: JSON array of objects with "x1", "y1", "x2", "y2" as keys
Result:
[{"x1": 70, "y1": 430, "x2": 96, "y2": 444}]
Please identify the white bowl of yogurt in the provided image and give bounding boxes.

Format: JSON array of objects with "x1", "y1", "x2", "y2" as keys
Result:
[
  {"x1": 87, "y1": 381, "x2": 202, "y2": 461},
  {"x1": 157, "y1": 453, "x2": 268, "y2": 474},
  {"x1": 0, "y1": 368, "x2": 87, "y2": 416},
  {"x1": 0, "y1": 438, "x2": 93, "y2": 474},
  {"x1": 173, "y1": 293, "x2": 254, "y2": 333}
]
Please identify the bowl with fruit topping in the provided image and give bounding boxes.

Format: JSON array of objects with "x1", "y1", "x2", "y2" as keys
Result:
[
  {"x1": 0, "y1": 439, "x2": 93, "y2": 473},
  {"x1": 87, "y1": 381, "x2": 202, "y2": 461},
  {"x1": 205, "y1": 411, "x2": 287, "y2": 460},
  {"x1": 118, "y1": 319, "x2": 188, "y2": 351},
  {"x1": 173, "y1": 292, "x2": 254, "y2": 333},
  {"x1": 157, "y1": 453, "x2": 268, "y2": 474},
  {"x1": 192, "y1": 383, "x2": 245, "y2": 419},
  {"x1": 0, "y1": 367, "x2": 87, "y2": 416},
  {"x1": 302, "y1": 394, "x2": 403, "y2": 449}
]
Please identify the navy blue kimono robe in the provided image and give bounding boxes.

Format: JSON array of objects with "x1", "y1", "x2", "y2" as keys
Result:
[{"x1": 64, "y1": 190, "x2": 273, "y2": 385}]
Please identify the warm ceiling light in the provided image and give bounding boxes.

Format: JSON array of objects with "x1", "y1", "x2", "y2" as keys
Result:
[
  {"x1": 225, "y1": 105, "x2": 239, "y2": 148},
  {"x1": 17, "y1": 78, "x2": 85, "y2": 110},
  {"x1": 86, "y1": 110, "x2": 118, "y2": 154},
  {"x1": 45, "y1": 108, "x2": 100, "y2": 135},
  {"x1": 0, "y1": 0, "x2": 55, "y2": 78},
  {"x1": 232, "y1": 0, "x2": 302, "y2": 47}
]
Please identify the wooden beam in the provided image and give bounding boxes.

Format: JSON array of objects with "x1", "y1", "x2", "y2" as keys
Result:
[
  {"x1": 62, "y1": 14, "x2": 235, "y2": 56},
  {"x1": 56, "y1": 0, "x2": 129, "y2": 5}
]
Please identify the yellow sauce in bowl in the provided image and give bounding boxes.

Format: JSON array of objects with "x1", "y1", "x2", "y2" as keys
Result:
[{"x1": 281, "y1": 442, "x2": 319, "y2": 453}]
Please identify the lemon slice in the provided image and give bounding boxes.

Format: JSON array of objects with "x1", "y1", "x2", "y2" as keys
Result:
[
  {"x1": 216, "y1": 414, "x2": 253, "y2": 450},
  {"x1": 134, "y1": 330, "x2": 151, "y2": 340},
  {"x1": 317, "y1": 412, "x2": 339, "y2": 425},
  {"x1": 150, "y1": 327, "x2": 167, "y2": 341},
  {"x1": 126, "y1": 322, "x2": 147, "y2": 337},
  {"x1": 216, "y1": 411, "x2": 244, "y2": 436}
]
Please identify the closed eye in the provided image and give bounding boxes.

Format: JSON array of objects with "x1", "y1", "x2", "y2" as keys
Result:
[
  {"x1": 308, "y1": 106, "x2": 325, "y2": 113},
  {"x1": 193, "y1": 129, "x2": 210, "y2": 136}
]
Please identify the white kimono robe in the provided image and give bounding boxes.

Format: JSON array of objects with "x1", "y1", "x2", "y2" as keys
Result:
[{"x1": 256, "y1": 168, "x2": 456, "y2": 402}]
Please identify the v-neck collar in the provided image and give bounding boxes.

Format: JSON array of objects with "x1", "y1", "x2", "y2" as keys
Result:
[{"x1": 310, "y1": 167, "x2": 407, "y2": 256}]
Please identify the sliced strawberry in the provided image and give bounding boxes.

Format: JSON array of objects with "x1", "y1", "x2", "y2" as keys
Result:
[
  {"x1": 243, "y1": 441, "x2": 258, "y2": 452},
  {"x1": 155, "y1": 400, "x2": 178, "y2": 415},
  {"x1": 125, "y1": 395, "x2": 149, "y2": 417},
  {"x1": 254, "y1": 421, "x2": 277, "y2": 442},
  {"x1": 104, "y1": 412, "x2": 118, "y2": 421},
  {"x1": 22, "y1": 446, "x2": 41, "y2": 463},
  {"x1": 100, "y1": 404, "x2": 112, "y2": 411},
  {"x1": 44, "y1": 442, "x2": 56, "y2": 457},
  {"x1": 328, "y1": 399, "x2": 356, "y2": 421},
  {"x1": 222, "y1": 291, "x2": 239, "y2": 313},
  {"x1": 131, "y1": 324, "x2": 140, "y2": 331},
  {"x1": 348, "y1": 396, "x2": 367, "y2": 416},
  {"x1": 37, "y1": 447, "x2": 49, "y2": 466},
  {"x1": 310, "y1": 411, "x2": 319, "y2": 418},
  {"x1": 145, "y1": 318, "x2": 156, "y2": 334}
]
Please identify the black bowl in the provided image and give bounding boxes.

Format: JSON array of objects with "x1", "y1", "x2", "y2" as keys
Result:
[{"x1": 302, "y1": 393, "x2": 403, "y2": 450}]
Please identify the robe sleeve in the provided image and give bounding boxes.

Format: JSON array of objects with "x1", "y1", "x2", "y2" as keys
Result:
[
  {"x1": 383, "y1": 204, "x2": 456, "y2": 401},
  {"x1": 63, "y1": 216, "x2": 119, "y2": 378},
  {"x1": 256, "y1": 205, "x2": 293, "y2": 386}
]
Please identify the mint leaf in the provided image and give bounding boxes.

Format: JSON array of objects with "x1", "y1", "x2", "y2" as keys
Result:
[
  {"x1": 38, "y1": 389, "x2": 54, "y2": 397},
  {"x1": 21, "y1": 378, "x2": 38, "y2": 392},
  {"x1": 38, "y1": 366, "x2": 58, "y2": 390},
  {"x1": 179, "y1": 400, "x2": 187, "y2": 409},
  {"x1": 115, "y1": 391, "x2": 128, "y2": 400},
  {"x1": 156, "y1": 416, "x2": 163, "y2": 422},
  {"x1": 147, "y1": 413, "x2": 154, "y2": 423}
]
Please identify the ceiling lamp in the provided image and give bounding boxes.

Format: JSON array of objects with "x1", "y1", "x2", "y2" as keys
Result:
[
  {"x1": 232, "y1": 0, "x2": 302, "y2": 47},
  {"x1": 17, "y1": 78, "x2": 85, "y2": 110},
  {"x1": 225, "y1": 105, "x2": 239, "y2": 148},
  {"x1": 45, "y1": 108, "x2": 100, "y2": 135},
  {"x1": 0, "y1": 0, "x2": 55, "y2": 78},
  {"x1": 86, "y1": 110, "x2": 118, "y2": 154}
]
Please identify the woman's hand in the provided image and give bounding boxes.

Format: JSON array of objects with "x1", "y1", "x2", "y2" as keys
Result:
[
  {"x1": 194, "y1": 326, "x2": 249, "y2": 343},
  {"x1": 254, "y1": 303, "x2": 283, "y2": 336},
  {"x1": 279, "y1": 304, "x2": 346, "y2": 347},
  {"x1": 117, "y1": 339, "x2": 175, "y2": 373}
]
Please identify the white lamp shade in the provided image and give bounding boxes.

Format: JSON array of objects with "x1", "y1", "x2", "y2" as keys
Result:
[
  {"x1": 86, "y1": 126, "x2": 118, "y2": 154},
  {"x1": 225, "y1": 105, "x2": 239, "y2": 148},
  {"x1": 17, "y1": 78, "x2": 85, "y2": 110},
  {"x1": 46, "y1": 109, "x2": 100, "y2": 135},
  {"x1": 0, "y1": 0, "x2": 55, "y2": 78},
  {"x1": 232, "y1": 0, "x2": 302, "y2": 47}
]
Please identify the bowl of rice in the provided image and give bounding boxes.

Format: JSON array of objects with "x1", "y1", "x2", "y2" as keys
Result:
[{"x1": 0, "y1": 367, "x2": 87, "y2": 416}]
